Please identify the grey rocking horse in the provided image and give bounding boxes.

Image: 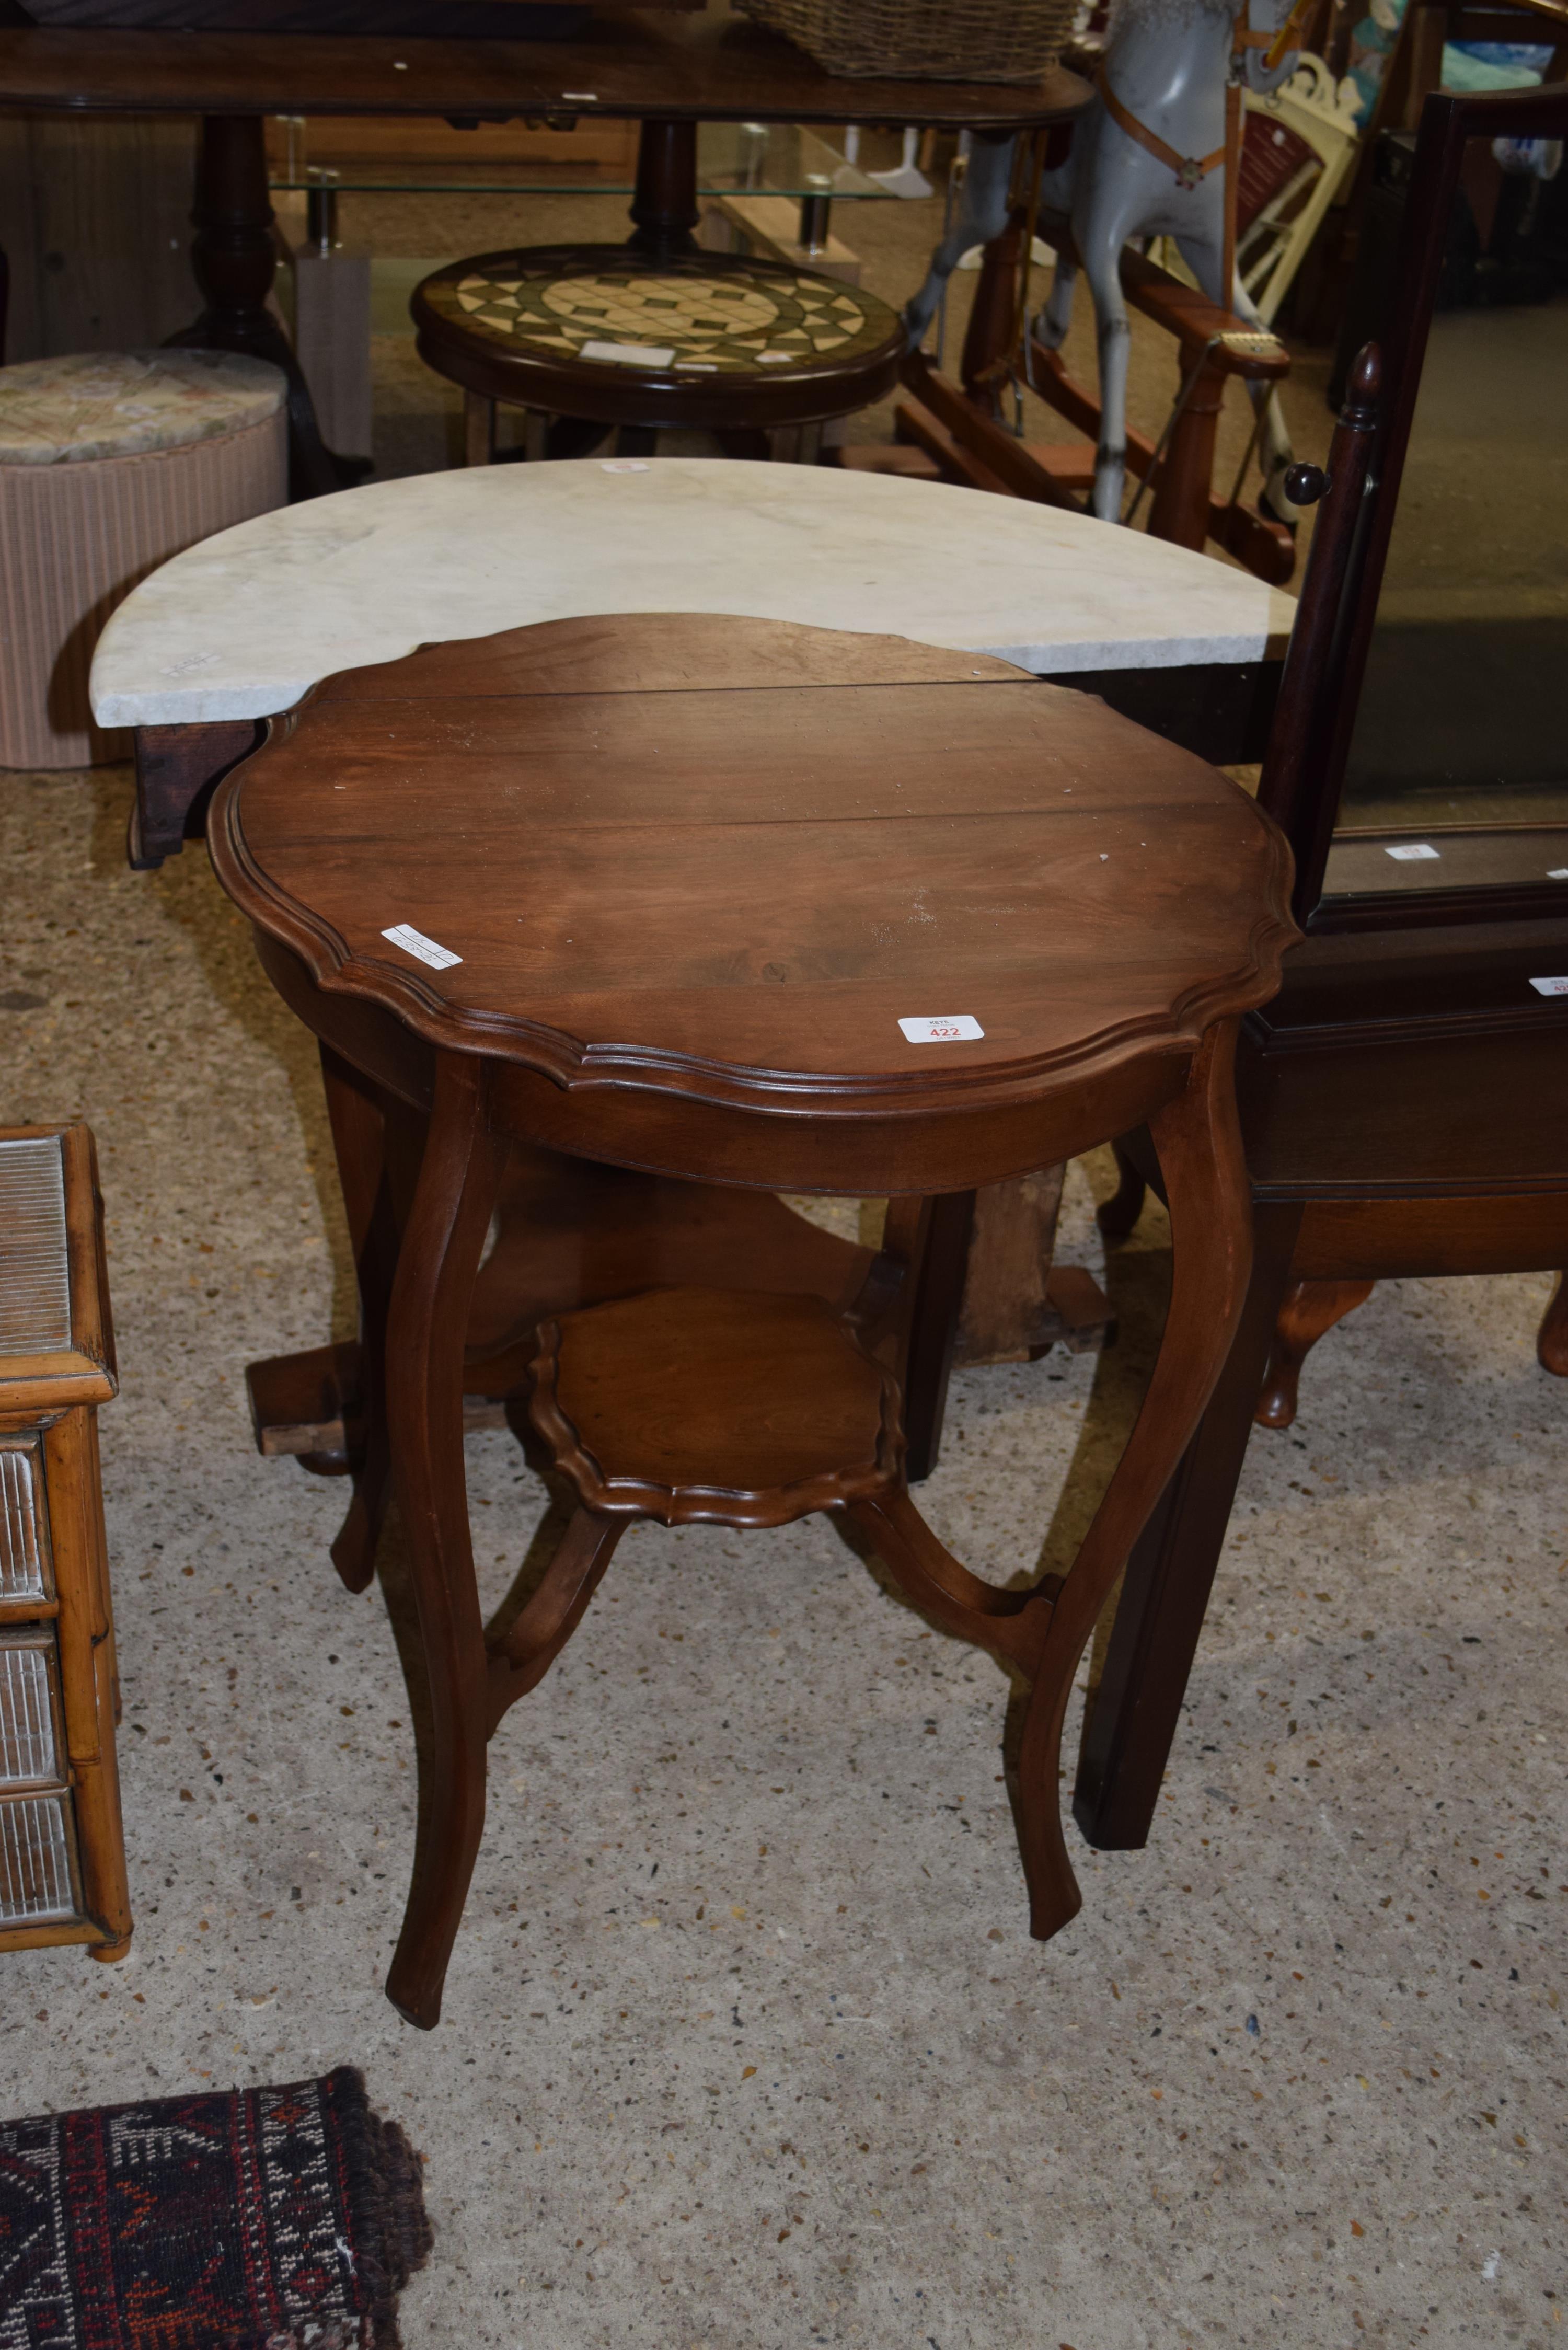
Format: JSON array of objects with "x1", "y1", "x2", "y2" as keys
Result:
[{"x1": 904, "y1": 0, "x2": 1307, "y2": 525}]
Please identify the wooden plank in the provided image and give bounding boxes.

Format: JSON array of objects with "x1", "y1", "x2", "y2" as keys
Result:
[
  {"x1": 0, "y1": 111, "x2": 197, "y2": 362},
  {"x1": 901, "y1": 351, "x2": 1080, "y2": 511},
  {"x1": 268, "y1": 109, "x2": 640, "y2": 169},
  {"x1": 0, "y1": 12, "x2": 1092, "y2": 129},
  {"x1": 892, "y1": 397, "x2": 1014, "y2": 496}
]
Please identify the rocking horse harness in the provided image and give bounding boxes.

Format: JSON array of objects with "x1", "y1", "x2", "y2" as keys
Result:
[
  {"x1": 1094, "y1": 0, "x2": 1313, "y2": 193},
  {"x1": 1094, "y1": 66, "x2": 1229, "y2": 191}
]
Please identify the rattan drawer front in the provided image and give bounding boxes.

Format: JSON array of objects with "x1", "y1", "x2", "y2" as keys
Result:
[
  {"x1": 0, "y1": 1790, "x2": 80, "y2": 1926},
  {"x1": 0, "y1": 1135, "x2": 71, "y2": 1354},
  {"x1": 0, "y1": 1438, "x2": 52, "y2": 1603},
  {"x1": 0, "y1": 1631, "x2": 65, "y2": 1790}
]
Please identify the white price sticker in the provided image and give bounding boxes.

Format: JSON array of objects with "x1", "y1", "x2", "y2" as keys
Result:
[
  {"x1": 1529, "y1": 976, "x2": 1568, "y2": 997},
  {"x1": 580, "y1": 339, "x2": 676, "y2": 367},
  {"x1": 601, "y1": 458, "x2": 651, "y2": 473},
  {"x1": 1384, "y1": 842, "x2": 1440, "y2": 861},
  {"x1": 382, "y1": 923, "x2": 462, "y2": 971},
  {"x1": 898, "y1": 1015, "x2": 984, "y2": 1043}
]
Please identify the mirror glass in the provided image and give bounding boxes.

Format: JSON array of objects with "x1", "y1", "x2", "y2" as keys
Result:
[{"x1": 1322, "y1": 126, "x2": 1568, "y2": 903}]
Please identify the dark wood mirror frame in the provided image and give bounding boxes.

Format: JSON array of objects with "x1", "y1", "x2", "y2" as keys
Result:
[
  {"x1": 1071, "y1": 78, "x2": 1568, "y2": 1859},
  {"x1": 1262, "y1": 78, "x2": 1568, "y2": 935}
]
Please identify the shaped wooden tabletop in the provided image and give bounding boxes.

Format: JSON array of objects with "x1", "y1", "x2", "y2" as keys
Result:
[{"x1": 209, "y1": 614, "x2": 1298, "y2": 1116}]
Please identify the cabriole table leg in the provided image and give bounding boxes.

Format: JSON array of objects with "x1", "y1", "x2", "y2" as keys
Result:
[
  {"x1": 1018, "y1": 1020, "x2": 1252, "y2": 1932},
  {"x1": 382, "y1": 1054, "x2": 505, "y2": 2030}
]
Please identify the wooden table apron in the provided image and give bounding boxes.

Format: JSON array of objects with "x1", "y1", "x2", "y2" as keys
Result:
[{"x1": 203, "y1": 613, "x2": 1296, "y2": 2025}]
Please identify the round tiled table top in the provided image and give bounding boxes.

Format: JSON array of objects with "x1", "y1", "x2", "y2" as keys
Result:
[
  {"x1": 0, "y1": 350, "x2": 286, "y2": 467},
  {"x1": 415, "y1": 250, "x2": 902, "y2": 381}
]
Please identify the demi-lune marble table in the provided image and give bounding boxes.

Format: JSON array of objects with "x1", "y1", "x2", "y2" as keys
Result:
[
  {"x1": 93, "y1": 459, "x2": 1297, "y2": 1482},
  {"x1": 91, "y1": 459, "x2": 1296, "y2": 868}
]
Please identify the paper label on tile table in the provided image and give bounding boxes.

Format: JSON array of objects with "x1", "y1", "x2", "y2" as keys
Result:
[{"x1": 580, "y1": 340, "x2": 676, "y2": 367}]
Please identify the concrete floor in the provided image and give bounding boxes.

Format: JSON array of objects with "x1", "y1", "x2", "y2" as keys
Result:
[
  {"x1": 3, "y1": 759, "x2": 1565, "y2": 2348},
  {"x1": 3, "y1": 146, "x2": 1563, "y2": 2349}
]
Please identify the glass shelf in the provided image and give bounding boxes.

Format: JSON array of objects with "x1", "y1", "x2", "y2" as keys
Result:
[{"x1": 269, "y1": 120, "x2": 886, "y2": 200}]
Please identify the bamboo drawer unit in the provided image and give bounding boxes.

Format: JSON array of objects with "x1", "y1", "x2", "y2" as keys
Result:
[{"x1": 0, "y1": 1122, "x2": 131, "y2": 1962}]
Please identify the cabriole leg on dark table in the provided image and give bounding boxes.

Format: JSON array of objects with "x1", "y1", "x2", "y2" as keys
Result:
[
  {"x1": 164, "y1": 112, "x2": 352, "y2": 501},
  {"x1": 383, "y1": 1053, "x2": 505, "y2": 2031},
  {"x1": 1097, "y1": 1136, "x2": 1149, "y2": 1243},
  {"x1": 318, "y1": 1045, "x2": 428, "y2": 1597},
  {"x1": 1013, "y1": 1023, "x2": 1255, "y2": 1937},
  {"x1": 1538, "y1": 1272, "x2": 1568, "y2": 1376},
  {"x1": 898, "y1": 1189, "x2": 976, "y2": 1483},
  {"x1": 1072, "y1": 1196, "x2": 1305, "y2": 1852},
  {"x1": 483, "y1": 1507, "x2": 625, "y2": 1734},
  {"x1": 1255, "y1": 1274, "x2": 1375, "y2": 1429}
]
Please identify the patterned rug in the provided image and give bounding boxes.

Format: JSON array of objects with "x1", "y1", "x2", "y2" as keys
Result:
[{"x1": 0, "y1": 2067, "x2": 431, "y2": 2348}]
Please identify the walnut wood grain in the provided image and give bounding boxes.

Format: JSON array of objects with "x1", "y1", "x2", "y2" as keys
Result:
[
  {"x1": 206, "y1": 610, "x2": 1297, "y2": 2026},
  {"x1": 531, "y1": 1285, "x2": 901, "y2": 1525},
  {"x1": 209, "y1": 615, "x2": 1296, "y2": 1164}
]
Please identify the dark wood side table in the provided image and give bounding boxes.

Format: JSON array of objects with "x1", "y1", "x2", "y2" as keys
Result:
[
  {"x1": 0, "y1": 5, "x2": 1089, "y2": 493},
  {"x1": 411, "y1": 245, "x2": 906, "y2": 463},
  {"x1": 206, "y1": 610, "x2": 1296, "y2": 2026}
]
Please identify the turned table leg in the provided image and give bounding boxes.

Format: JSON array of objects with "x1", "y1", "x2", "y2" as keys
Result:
[
  {"x1": 629, "y1": 118, "x2": 701, "y2": 257},
  {"x1": 382, "y1": 1054, "x2": 505, "y2": 2030},
  {"x1": 165, "y1": 113, "x2": 352, "y2": 500}
]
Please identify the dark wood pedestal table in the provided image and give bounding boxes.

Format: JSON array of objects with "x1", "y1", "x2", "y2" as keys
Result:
[{"x1": 206, "y1": 611, "x2": 1297, "y2": 2028}]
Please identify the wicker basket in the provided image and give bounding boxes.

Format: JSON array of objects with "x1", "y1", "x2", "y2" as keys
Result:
[{"x1": 735, "y1": 0, "x2": 1077, "y2": 83}]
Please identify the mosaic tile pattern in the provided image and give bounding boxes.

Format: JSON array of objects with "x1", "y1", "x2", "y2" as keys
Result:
[{"x1": 421, "y1": 258, "x2": 899, "y2": 375}]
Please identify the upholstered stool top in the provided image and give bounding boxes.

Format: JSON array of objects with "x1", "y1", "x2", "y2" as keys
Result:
[{"x1": 0, "y1": 351, "x2": 286, "y2": 467}]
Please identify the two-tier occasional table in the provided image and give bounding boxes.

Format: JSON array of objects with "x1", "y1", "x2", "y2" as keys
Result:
[
  {"x1": 95, "y1": 462, "x2": 1295, "y2": 1476},
  {"x1": 206, "y1": 610, "x2": 1297, "y2": 2028}
]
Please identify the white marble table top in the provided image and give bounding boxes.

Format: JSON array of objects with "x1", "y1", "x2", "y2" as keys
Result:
[{"x1": 90, "y1": 458, "x2": 1296, "y2": 730}]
